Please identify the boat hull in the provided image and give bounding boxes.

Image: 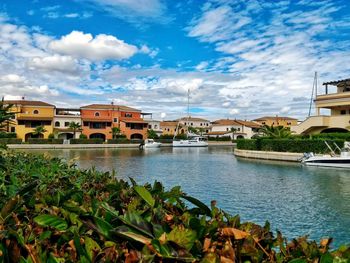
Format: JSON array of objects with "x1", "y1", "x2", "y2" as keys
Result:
[
  {"x1": 172, "y1": 140, "x2": 208, "y2": 147},
  {"x1": 303, "y1": 157, "x2": 350, "y2": 168},
  {"x1": 144, "y1": 143, "x2": 162, "y2": 148}
]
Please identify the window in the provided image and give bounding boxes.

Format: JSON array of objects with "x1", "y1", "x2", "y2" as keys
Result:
[
  {"x1": 33, "y1": 110, "x2": 39, "y2": 114},
  {"x1": 84, "y1": 122, "x2": 89, "y2": 127},
  {"x1": 200, "y1": 123, "x2": 202, "y2": 126},
  {"x1": 226, "y1": 128, "x2": 229, "y2": 131},
  {"x1": 148, "y1": 125, "x2": 152, "y2": 129},
  {"x1": 341, "y1": 110, "x2": 346, "y2": 115},
  {"x1": 95, "y1": 112, "x2": 100, "y2": 117},
  {"x1": 287, "y1": 122, "x2": 291, "y2": 125},
  {"x1": 154, "y1": 125, "x2": 158, "y2": 129},
  {"x1": 113, "y1": 118, "x2": 118, "y2": 122},
  {"x1": 262, "y1": 122, "x2": 266, "y2": 125},
  {"x1": 55, "y1": 121, "x2": 60, "y2": 127},
  {"x1": 107, "y1": 122, "x2": 111, "y2": 127},
  {"x1": 65, "y1": 122, "x2": 70, "y2": 127},
  {"x1": 191, "y1": 123, "x2": 193, "y2": 126},
  {"x1": 11, "y1": 127, "x2": 15, "y2": 132},
  {"x1": 206, "y1": 123, "x2": 209, "y2": 126},
  {"x1": 125, "y1": 113, "x2": 132, "y2": 118},
  {"x1": 237, "y1": 128, "x2": 240, "y2": 131}
]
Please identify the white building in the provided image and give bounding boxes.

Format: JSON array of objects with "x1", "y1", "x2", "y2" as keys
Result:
[
  {"x1": 177, "y1": 117, "x2": 211, "y2": 133},
  {"x1": 144, "y1": 118, "x2": 163, "y2": 137},
  {"x1": 53, "y1": 108, "x2": 82, "y2": 139},
  {"x1": 207, "y1": 119, "x2": 261, "y2": 139}
]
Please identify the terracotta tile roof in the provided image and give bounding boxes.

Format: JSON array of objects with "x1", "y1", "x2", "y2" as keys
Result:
[
  {"x1": 5, "y1": 100, "x2": 55, "y2": 107},
  {"x1": 177, "y1": 117, "x2": 210, "y2": 122},
  {"x1": 160, "y1": 121, "x2": 178, "y2": 126},
  {"x1": 253, "y1": 116, "x2": 298, "y2": 121},
  {"x1": 81, "y1": 104, "x2": 141, "y2": 112},
  {"x1": 211, "y1": 119, "x2": 241, "y2": 125},
  {"x1": 234, "y1": 120, "x2": 261, "y2": 128}
]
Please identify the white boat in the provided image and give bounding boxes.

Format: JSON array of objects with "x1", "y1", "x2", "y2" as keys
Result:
[
  {"x1": 173, "y1": 135, "x2": 208, "y2": 147},
  {"x1": 301, "y1": 142, "x2": 350, "y2": 168},
  {"x1": 142, "y1": 139, "x2": 162, "y2": 148}
]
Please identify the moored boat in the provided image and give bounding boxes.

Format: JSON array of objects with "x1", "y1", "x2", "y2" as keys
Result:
[
  {"x1": 301, "y1": 142, "x2": 350, "y2": 168},
  {"x1": 140, "y1": 139, "x2": 162, "y2": 149},
  {"x1": 172, "y1": 135, "x2": 208, "y2": 147}
]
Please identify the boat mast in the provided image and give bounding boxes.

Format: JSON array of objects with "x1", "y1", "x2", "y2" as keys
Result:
[
  {"x1": 308, "y1": 72, "x2": 318, "y2": 117},
  {"x1": 187, "y1": 88, "x2": 190, "y2": 120}
]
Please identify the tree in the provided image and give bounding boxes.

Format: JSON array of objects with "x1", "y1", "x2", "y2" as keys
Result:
[
  {"x1": 230, "y1": 127, "x2": 237, "y2": 133},
  {"x1": 0, "y1": 97, "x2": 16, "y2": 132},
  {"x1": 147, "y1": 129, "x2": 159, "y2": 139},
  {"x1": 110, "y1": 127, "x2": 121, "y2": 139},
  {"x1": 188, "y1": 126, "x2": 198, "y2": 135},
  {"x1": 198, "y1": 127, "x2": 206, "y2": 136},
  {"x1": 33, "y1": 126, "x2": 47, "y2": 138},
  {"x1": 69, "y1": 121, "x2": 82, "y2": 139},
  {"x1": 259, "y1": 125, "x2": 293, "y2": 138}
]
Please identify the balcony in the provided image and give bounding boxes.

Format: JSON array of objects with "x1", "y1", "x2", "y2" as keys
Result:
[{"x1": 315, "y1": 91, "x2": 350, "y2": 109}]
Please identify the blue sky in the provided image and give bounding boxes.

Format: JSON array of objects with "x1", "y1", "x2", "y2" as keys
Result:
[{"x1": 1, "y1": 0, "x2": 350, "y2": 120}]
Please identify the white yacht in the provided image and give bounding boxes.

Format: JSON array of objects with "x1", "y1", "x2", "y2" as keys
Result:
[
  {"x1": 301, "y1": 142, "x2": 350, "y2": 168},
  {"x1": 173, "y1": 135, "x2": 208, "y2": 147},
  {"x1": 141, "y1": 139, "x2": 162, "y2": 148}
]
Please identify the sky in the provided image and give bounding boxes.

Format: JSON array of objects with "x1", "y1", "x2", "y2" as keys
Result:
[{"x1": 0, "y1": 0, "x2": 350, "y2": 121}]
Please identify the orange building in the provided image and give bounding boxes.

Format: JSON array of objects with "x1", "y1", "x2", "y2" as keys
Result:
[{"x1": 80, "y1": 104, "x2": 148, "y2": 140}]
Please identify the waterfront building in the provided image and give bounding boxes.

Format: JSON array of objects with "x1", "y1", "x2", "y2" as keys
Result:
[
  {"x1": 54, "y1": 108, "x2": 82, "y2": 139},
  {"x1": 177, "y1": 117, "x2": 211, "y2": 134},
  {"x1": 5, "y1": 100, "x2": 54, "y2": 141},
  {"x1": 160, "y1": 121, "x2": 183, "y2": 136},
  {"x1": 292, "y1": 78, "x2": 350, "y2": 134},
  {"x1": 80, "y1": 104, "x2": 148, "y2": 140},
  {"x1": 253, "y1": 116, "x2": 298, "y2": 128},
  {"x1": 144, "y1": 118, "x2": 163, "y2": 137},
  {"x1": 208, "y1": 119, "x2": 261, "y2": 139}
]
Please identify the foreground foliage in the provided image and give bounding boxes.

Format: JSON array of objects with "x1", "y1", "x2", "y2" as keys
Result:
[{"x1": 0, "y1": 150, "x2": 349, "y2": 262}]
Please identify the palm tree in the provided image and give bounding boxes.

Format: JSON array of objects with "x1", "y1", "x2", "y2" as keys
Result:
[
  {"x1": 0, "y1": 97, "x2": 16, "y2": 132},
  {"x1": 147, "y1": 129, "x2": 158, "y2": 139},
  {"x1": 69, "y1": 121, "x2": 82, "y2": 139},
  {"x1": 110, "y1": 127, "x2": 121, "y2": 139},
  {"x1": 188, "y1": 126, "x2": 198, "y2": 135},
  {"x1": 198, "y1": 127, "x2": 205, "y2": 136},
  {"x1": 259, "y1": 125, "x2": 293, "y2": 138},
  {"x1": 32, "y1": 126, "x2": 47, "y2": 138}
]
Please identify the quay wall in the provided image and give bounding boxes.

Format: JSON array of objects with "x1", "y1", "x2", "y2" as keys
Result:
[
  {"x1": 234, "y1": 149, "x2": 303, "y2": 162},
  {"x1": 8, "y1": 141, "x2": 234, "y2": 149}
]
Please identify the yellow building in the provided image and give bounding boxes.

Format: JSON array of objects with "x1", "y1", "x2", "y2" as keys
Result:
[
  {"x1": 160, "y1": 121, "x2": 188, "y2": 136},
  {"x1": 253, "y1": 116, "x2": 298, "y2": 128},
  {"x1": 5, "y1": 100, "x2": 55, "y2": 141},
  {"x1": 292, "y1": 78, "x2": 350, "y2": 134}
]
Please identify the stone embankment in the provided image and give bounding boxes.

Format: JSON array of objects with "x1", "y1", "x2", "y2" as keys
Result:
[
  {"x1": 8, "y1": 141, "x2": 235, "y2": 149},
  {"x1": 234, "y1": 149, "x2": 304, "y2": 162}
]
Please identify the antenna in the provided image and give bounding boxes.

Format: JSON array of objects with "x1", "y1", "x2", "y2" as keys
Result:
[
  {"x1": 308, "y1": 72, "x2": 317, "y2": 117},
  {"x1": 187, "y1": 88, "x2": 190, "y2": 119}
]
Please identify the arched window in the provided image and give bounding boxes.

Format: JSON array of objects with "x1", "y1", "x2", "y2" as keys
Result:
[
  {"x1": 95, "y1": 112, "x2": 100, "y2": 117},
  {"x1": 55, "y1": 121, "x2": 60, "y2": 127},
  {"x1": 33, "y1": 110, "x2": 39, "y2": 114}
]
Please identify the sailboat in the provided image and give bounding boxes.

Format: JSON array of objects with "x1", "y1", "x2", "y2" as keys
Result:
[{"x1": 172, "y1": 89, "x2": 208, "y2": 147}]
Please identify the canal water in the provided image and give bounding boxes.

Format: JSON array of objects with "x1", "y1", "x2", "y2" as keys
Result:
[{"x1": 24, "y1": 147, "x2": 350, "y2": 247}]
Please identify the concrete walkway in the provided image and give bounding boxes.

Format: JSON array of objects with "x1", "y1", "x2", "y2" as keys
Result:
[{"x1": 234, "y1": 149, "x2": 303, "y2": 162}]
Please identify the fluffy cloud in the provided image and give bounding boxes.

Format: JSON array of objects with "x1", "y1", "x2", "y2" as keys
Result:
[
  {"x1": 27, "y1": 55, "x2": 79, "y2": 74},
  {"x1": 49, "y1": 31, "x2": 138, "y2": 61}
]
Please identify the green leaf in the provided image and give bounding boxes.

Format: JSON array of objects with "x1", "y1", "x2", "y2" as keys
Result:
[
  {"x1": 119, "y1": 211, "x2": 154, "y2": 238},
  {"x1": 288, "y1": 259, "x2": 307, "y2": 263},
  {"x1": 167, "y1": 226, "x2": 197, "y2": 251},
  {"x1": 134, "y1": 185, "x2": 155, "y2": 207},
  {"x1": 181, "y1": 194, "x2": 211, "y2": 216},
  {"x1": 85, "y1": 236, "x2": 101, "y2": 261},
  {"x1": 320, "y1": 252, "x2": 333, "y2": 263},
  {"x1": 81, "y1": 215, "x2": 113, "y2": 239},
  {"x1": 34, "y1": 214, "x2": 68, "y2": 231},
  {"x1": 114, "y1": 226, "x2": 152, "y2": 244}
]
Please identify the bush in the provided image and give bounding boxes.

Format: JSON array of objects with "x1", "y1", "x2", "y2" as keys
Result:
[
  {"x1": 70, "y1": 138, "x2": 104, "y2": 144},
  {"x1": 237, "y1": 138, "x2": 345, "y2": 154},
  {"x1": 0, "y1": 149, "x2": 349, "y2": 262},
  {"x1": 0, "y1": 138, "x2": 22, "y2": 144},
  {"x1": 79, "y1": 134, "x2": 87, "y2": 139},
  {"x1": 27, "y1": 138, "x2": 64, "y2": 144},
  {"x1": 208, "y1": 136, "x2": 232, "y2": 141},
  {"x1": 48, "y1": 133, "x2": 55, "y2": 139},
  {"x1": 0, "y1": 132, "x2": 17, "y2": 138},
  {"x1": 107, "y1": 139, "x2": 131, "y2": 144},
  {"x1": 311, "y1": 132, "x2": 350, "y2": 140}
]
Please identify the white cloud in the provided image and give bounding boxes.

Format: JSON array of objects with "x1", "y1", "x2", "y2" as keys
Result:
[
  {"x1": 27, "y1": 55, "x2": 79, "y2": 73},
  {"x1": 229, "y1": 108, "x2": 239, "y2": 115},
  {"x1": 49, "y1": 31, "x2": 138, "y2": 61},
  {"x1": 1, "y1": 74, "x2": 25, "y2": 83},
  {"x1": 195, "y1": 61, "x2": 209, "y2": 71},
  {"x1": 280, "y1": 106, "x2": 291, "y2": 114},
  {"x1": 139, "y1": 44, "x2": 159, "y2": 58}
]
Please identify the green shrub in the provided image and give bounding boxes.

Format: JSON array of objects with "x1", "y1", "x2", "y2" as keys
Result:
[
  {"x1": 107, "y1": 139, "x2": 131, "y2": 144},
  {"x1": 208, "y1": 136, "x2": 232, "y2": 141},
  {"x1": 79, "y1": 133, "x2": 87, "y2": 139},
  {"x1": 159, "y1": 134, "x2": 187, "y2": 140},
  {"x1": 0, "y1": 149, "x2": 349, "y2": 262},
  {"x1": 237, "y1": 138, "x2": 345, "y2": 154},
  {"x1": 311, "y1": 132, "x2": 350, "y2": 140},
  {"x1": 27, "y1": 138, "x2": 64, "y2": 144},
  {"x1": 0, "y1": 132, "x2": 17, "y2": 138},
  {"x1": 48, "y1": 133, "x2": 55, "y2": 139},
  {"x1": 70, "y1": 138, "x2": 104, "y2": 144},
  {"x1": 0, "y1": 138, "x2": 22, "y2": 144}
]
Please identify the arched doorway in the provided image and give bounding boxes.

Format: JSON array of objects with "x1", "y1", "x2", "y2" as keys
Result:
[
  {"x1": 321, "y1": 128, "x2": 349, "y2": 133},
  {"x1": 58, "y1": 133, "x2": 74, "y2": 140},
  {"x1": 236, "y1": 135, "x2": 244, "y2": 139},
  {"x1": 25, "y1": 132, "x2": 43, "y2": 141},
  {"x1": 131, "y1": 133, "x2": 143, "y2": 140},
  {"x1": 90, "y1": 133, "x2": 106, "y2": 140}
]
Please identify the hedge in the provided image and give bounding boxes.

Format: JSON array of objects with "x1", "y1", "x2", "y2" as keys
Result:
[
  {"x1": 208, "y1": 136, "x2": 232, "y2": 141},
  {"x1": 0, "y1": 132, "x2": 17, "y2": 138},
  {"x1": 237, "y1": 139, "x2": 345, "y2": 154},
  {"x1": 70, "y1": 138, "x2": 104, "y2": 144},
  {"x1": 0, "y1": 138, "x2": 22, "y2": 144},
  {"x1": 27, "y1": 138, "x2": 64, "y2": 144}
]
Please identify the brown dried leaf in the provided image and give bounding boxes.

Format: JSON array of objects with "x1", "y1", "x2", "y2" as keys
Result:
[
  {"x1": 125, "y1": 250, "x2": 139, "y2": 263},
  {"x1": 220, "y1": 256, "x2": 234, "y2": 263},
  {"x1": 221, "y1": 228, "x2": 248, "y2": 239},
  {"x1": 203, "y1": 238, "x2": 211, "y2": 252}
]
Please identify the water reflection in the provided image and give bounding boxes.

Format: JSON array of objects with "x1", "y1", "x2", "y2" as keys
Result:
[{"x1": 21, "y1": 147, "x2": 350, "y2": 247}]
